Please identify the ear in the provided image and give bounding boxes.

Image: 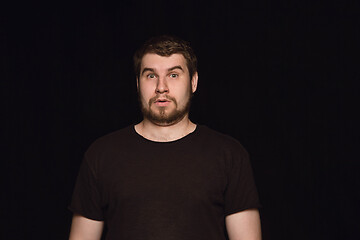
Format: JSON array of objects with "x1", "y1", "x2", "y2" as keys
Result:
[
  {"x1": 136, "y1": 77, "x2": 139, "y2": 91},
  {"x1": 191, "y1": 72, "x2": 198, "y2": 93}
]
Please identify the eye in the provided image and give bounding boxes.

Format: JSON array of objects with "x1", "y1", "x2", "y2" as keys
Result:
[
  {"x1": 147, "y1": 73, "x2": 157, "y2": 79},
  {"x1": 169, "y1": 73, "x2": 178, "y2": 78}
]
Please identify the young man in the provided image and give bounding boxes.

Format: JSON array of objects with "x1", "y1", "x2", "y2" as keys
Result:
[{"x1": 69, "y1": 35, "x2": 262, "y2": 240}]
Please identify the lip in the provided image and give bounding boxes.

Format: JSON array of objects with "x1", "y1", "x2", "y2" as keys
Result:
[
  {"x1": 155, "y1": 98, "x2": 170, "y2": 102},
  {"x1": 154, "y1": 98, "x2": 171, "y2": 106}
]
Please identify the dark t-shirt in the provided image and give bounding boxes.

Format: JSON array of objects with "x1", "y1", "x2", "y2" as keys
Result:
[{"x1": 69, "y1": 125, "x2": 261, "y2": 240}]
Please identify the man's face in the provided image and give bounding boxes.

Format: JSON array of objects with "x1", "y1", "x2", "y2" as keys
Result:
[{"x1": 137, "y1": 53, "x2": 198, "y2": 126}]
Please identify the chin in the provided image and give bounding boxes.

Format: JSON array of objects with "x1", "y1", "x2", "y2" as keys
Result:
[{"x1": 144, "y1": 108, "x2": 188, "y2": 126}]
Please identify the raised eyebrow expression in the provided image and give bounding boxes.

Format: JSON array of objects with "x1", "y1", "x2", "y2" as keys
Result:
[{"x1": 141, "y1": 65, "x2": 184, "y2": 76}]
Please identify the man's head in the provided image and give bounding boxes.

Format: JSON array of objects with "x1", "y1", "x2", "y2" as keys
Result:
[
  {"x1": 133, "y1": 35, "x2": 198, "y2": 80},
  {"x1": 133, "y1": 35, "x2": 198, "y2": 126}
]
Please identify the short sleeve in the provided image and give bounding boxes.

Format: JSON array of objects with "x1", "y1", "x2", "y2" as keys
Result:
[
  {"x1": 68, "y1": 156, "x2": 104, "y2": 221},
  {"x1": 224, "y1": 146, "x2": 261, "y2": 216}
]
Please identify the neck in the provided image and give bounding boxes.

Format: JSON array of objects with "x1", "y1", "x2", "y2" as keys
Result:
[{"x1": 134, "y1": 115, "x2": 197, "y2": 142}]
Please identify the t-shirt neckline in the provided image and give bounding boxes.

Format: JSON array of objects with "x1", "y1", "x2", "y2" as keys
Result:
[{"x1": 131, "y1": 124, "x2": 200, "y2": 144}]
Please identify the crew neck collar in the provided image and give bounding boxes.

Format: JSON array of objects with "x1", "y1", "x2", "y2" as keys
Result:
[{"x1": 132, "y1": 124, "x2": 200, "y2": 144}]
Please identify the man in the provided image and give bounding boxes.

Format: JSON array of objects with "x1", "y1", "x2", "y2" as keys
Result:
[{"x1": 69, "y1": 35, "x2": 262, "y2": 240}]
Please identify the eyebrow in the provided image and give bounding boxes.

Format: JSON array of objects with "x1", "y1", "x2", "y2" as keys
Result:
[
  {"x1": 167, "y1": 65, "x2": 184, "y2": 72},
  {"x1": 141, "y1": 68, "x2": 155, "y2": 76},
  {"x1": 141, "y1": 65, "x2": 184, "y2": 76}
]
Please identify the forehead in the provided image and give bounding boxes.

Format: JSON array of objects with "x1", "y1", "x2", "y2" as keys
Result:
[{"x1": 141, "y1": 53, "x2": 188, "y2": 71}]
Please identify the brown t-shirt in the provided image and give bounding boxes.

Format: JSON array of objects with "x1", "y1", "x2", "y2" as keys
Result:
[{"x1": 69, "y1": 125, "x2": 261, "y2": 240}]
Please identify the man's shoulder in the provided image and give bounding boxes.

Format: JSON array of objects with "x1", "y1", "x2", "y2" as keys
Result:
[
  {"x1": 85, "y1": 125, "x2": 135, "y2": 153},
  {"x1": 197, "y1": 125, "x2": 248, "y2": 154},
  {"x1": 198, "y1": 125, "x2": 242, "y2": 144}
]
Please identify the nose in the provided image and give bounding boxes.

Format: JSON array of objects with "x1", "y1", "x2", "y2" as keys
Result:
[{"x1": 155, "y1": 76, "x2": 169, "y2": 94}]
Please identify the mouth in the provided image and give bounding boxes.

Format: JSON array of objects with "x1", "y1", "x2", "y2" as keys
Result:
[
  {"x1": 155, "y1": 98, "x2": 170, "y2": 103},
  {"x1": 154, "y1": 98, "x2": 171, "y2": 106}
]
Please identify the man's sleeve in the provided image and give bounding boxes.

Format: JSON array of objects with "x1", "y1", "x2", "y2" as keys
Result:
[
  {"x1": 68, "y1": 156, "x2": 104, "y2": 221},
  {"x1": 224, "y1": 146, "x2": 261, "y2": 216}
]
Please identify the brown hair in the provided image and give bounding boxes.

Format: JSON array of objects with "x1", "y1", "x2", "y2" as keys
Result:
[{"x1": 133, "y1": 35, "x2": 198, "y2": 79}]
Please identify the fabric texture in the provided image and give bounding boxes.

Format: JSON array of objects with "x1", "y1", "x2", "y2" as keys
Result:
[{"x1": 69, "y1": 125, "x2": 261, "y2": 240}]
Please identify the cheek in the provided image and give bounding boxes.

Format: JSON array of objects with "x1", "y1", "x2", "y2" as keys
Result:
[
  {"x1": 139, "y1": 82, "x2": 154, "y2": 98},
  {"x1": 138, "y1": 89, "x2": 151, "y2": 108},
  {"x1": 178, "y1": 81, "x2": 192, "y2": 95},
  {"x1": 171, "y1": 83, "x2": 192, "y2": 102}
]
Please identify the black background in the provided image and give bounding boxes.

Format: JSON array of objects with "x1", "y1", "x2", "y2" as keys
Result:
[{"x1": 2, "y1": 1, "x2": 359, "y2": 239}]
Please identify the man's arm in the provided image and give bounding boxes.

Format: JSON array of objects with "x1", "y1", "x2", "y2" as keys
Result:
[
  {"x1": 225, "y1": 208, "x2": 262, "y2": 240},
  {"x1": 69, "y1": 214, "x2": 104, "y2": 240}
]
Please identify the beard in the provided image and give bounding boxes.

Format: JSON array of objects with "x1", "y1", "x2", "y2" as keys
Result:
[{"x1": 139, "y1": 91, "x2": 193, "y2": 126}]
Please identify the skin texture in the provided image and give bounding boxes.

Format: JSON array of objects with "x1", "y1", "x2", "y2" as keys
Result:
[
  {"x1": 225, "y1": 209, "x2": 262, "y2": 240},
  {"x1": 68, "y1": 214, "x2": 104, "y2": 240},
  {"x1": 68, "y1": 53, "x2": 261, "y2": 240}
]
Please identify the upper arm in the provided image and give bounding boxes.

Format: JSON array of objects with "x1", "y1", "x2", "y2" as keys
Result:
[
  {"x1": 225, "y1": 208, "x2": 262, "y2": 240},
  {"x1": 69, "y1": 214, "x2": 104, "y2": 240}
]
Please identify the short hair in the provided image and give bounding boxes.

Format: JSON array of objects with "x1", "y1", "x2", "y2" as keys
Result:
[{"x1": 133, "y1": 35, "x2": 198, "y2": 79}]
